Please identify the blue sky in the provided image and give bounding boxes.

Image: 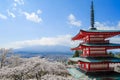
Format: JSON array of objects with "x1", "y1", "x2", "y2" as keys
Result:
[{"x1": 0, "y1": 0, "x2": 120, "y2": 48}]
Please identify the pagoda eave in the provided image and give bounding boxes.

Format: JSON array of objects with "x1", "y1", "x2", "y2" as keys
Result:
[
  {"x1": 72, "y1": 34, "x2": 84, "y2": 40},
  {"x1": 69, "y1": 57, "x2": 120, "y2": 63},
  {"x1": 82, "y1": 43, "x2": 120, "y2": 48},
  {"x1": 67, "y1": 68, "x2": 120, "y2": 79},
  {"x1": 72, "y1": 29, "x2": 120, "y2": 41},
  {"x1": 81, "y1": 29, "x2": 120, "y2": 34},
  {"x1": 71, "y1": 47, "x2": 81, "y2": 50}
]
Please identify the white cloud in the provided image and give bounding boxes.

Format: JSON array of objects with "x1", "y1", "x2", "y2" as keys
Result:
[
  {"x1": 0, "y1": 13, "x2": 7, "y2": 20},
  {"x1": 2, "y1": 35, "x2": 78, "y2": 49},
  {"x1": 95, "y1": 21, "x2": 120, "y2": 30},
  {"x1": 13, "y1": 3, "x2": 17, "y2": 7},
  {"x1": 14, "y1": 0, "x2": 24, "y2": 5},
  {"x1": 37, "y1": 9, "x2": 42, "y2": 14},
  {"x1": 7, "y1": 9, "x2": 16, "y2": 18},
  {"x1": 23, "y1": 11, "x2": 42, "y2": 23},
  {"x1": 5, "y1": 34, "x2": 120, "y2": 49},
  {"x1": 117, "y1": 21, "x2": 120, "y2": 27},
  {"x1": 109, "y1": 37, "x2": 120, "y2": 43},
  {"x1": 68, "y1": 14, "x2": 82, "y2": 27}
]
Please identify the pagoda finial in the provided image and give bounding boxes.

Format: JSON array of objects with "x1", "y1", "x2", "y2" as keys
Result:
[{"x1": 90, "y1": 0, "x2": 96, "y2": 30}]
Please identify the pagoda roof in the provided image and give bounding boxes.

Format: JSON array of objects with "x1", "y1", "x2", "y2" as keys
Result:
[
  {"x1": 69, "y1": 57, "x2": 120, "y2": 63},
  {"x1": 84, "y1": 29, "x2": 120, "y2": 32},
  {"x1": 67, "y1": 68, "x2": 120, "y2": 79},
  {"x1": 72, "y1": 29, "x2": 120, "y2": 40},
  {"x1": 82, "y1": 43, "x2": 120, "y2": 47},
  {"x1": 67, "y1": 68, "x2": 86, "y2": 79}
]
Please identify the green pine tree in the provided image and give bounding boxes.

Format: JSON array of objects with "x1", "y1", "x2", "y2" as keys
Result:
[
  {"x1": 109, "y1": 51, "x2": 114, "y2": 57},
  {"x1": 72, "y1": 50, "x2": 82, "y2": 57}
]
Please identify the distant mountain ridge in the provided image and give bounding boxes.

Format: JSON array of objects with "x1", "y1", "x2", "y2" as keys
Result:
[{"x1": 13, "y1": 45, "x2": 73, "y2": 58}]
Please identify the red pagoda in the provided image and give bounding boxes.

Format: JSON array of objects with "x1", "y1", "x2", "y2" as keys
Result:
[{"x1": 67, "y1": 1, "x2": 120, "y2": 79}]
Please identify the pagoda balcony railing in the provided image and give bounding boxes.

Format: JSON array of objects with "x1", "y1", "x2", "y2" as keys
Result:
[
  {"x1": 89, "y1": 54, "x2": 109, "y2": 57},
  {"x1": 79, "y1": 67, "x2": 113, "y2": 72},
  {"x1": 86, "y1": 40, "x2": 109, "y2": 44},
  {"x1": 81, "y1": 54, "x2": 110, "y2": 57},
  {"x1": 90, "y1": 51, "x2": 106, "y2": 54},
  {"x1": 82, "y1": 40, "x2": 109, "y2": 44}
]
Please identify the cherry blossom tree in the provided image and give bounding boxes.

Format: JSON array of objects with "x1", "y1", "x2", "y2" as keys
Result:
[
  {"x1": 0, "y1": 48, "x2": 12, "y2": 68},
  {"x1": 0, "y1": 56, "x2": 74, "y2": 80}
]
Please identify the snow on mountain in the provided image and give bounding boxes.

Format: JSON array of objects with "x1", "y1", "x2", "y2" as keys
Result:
[{"x1": 14, "y1": 45, "x2": 72, "y2": 53}]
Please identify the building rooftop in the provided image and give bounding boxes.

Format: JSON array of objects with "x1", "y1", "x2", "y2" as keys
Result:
[
  {"x1": 67, "y1": 68, "x2": 120, "y2": 79},
  {"x1": 67, "y1": 68, "x2": 86, "y2": 79},
  {"x1": 72, "y1": 29, "x2": 120, "y2": 40},
  {"x1": 69, "y1": 57, "x2": 120, "y2": 62},
  {"x1": 82, "y1": 43, "x2": 120, "y2": 47}
]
